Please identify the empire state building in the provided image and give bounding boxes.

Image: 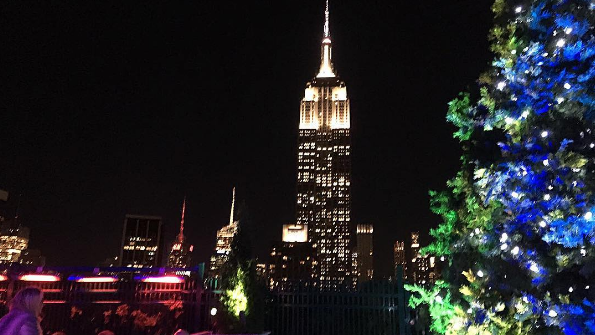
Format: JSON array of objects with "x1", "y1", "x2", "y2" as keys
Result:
[{"x1": 296, "y1": 1, "x2": 354, "y2": 291}]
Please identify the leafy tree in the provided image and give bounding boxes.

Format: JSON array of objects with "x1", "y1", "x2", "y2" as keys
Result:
[{"x1": 217, "y1": 203, "x2": 266, "y2": 334}]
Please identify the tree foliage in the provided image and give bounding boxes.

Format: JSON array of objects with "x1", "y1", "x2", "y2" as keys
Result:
[{"x1": 409, "y1": 1, "x2": 595, "y2": 334}]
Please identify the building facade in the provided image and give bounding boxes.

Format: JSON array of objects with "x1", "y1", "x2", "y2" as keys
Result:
[
  {"x1": 0, "y1": 220, "x2": 29, "y2": 264},
  {"x1": 168, "y1": 198, "x2": 193, "y2": 268},
  {"x1": 119, "y1": 215, "x2": 163, "y2": 268},
  {"x1": 296, "y1": 1, "x2": 354, "y2": 291},
  {"x1": 394, "y1": 240, "x2": 407, "y2": 280},
  {"x1": 209, "y1": 188, "x2": 238, "y2": 277},
  {"x1": 409, "y1": 232, "x2": 436, "y2": 286},
  {"x1": 18, "y1": 249, "x2": 45, "y2": 266},
  {"x1": 268, "y1": 224, "x2": 317, "y2": 291},
  {"x1": 356, "y1": 224, "x2": 373, "y2": 285}
]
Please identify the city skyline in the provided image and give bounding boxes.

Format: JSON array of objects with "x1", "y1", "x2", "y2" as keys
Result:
[{"x1": 0, "y1": 0, "x2": 494, "y2": 276}]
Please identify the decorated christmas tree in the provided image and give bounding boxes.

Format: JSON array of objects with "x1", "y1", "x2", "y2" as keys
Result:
[{"x1": 408, "y1": 0, "x2": 595, "y2": 334}]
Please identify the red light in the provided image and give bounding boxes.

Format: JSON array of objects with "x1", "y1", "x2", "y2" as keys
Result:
[
  {"x1": 76, "y1": 277, "x2": 118, "y2": 283},
  {"x1": 189, "y1": 245, "x2": 194, "y2": 252},
  {"x1": 0, "y1": 274, "x2": 7, "y2": 281},
  {"x1": 19, "y1": 274, "x2": 60, "y2": 282},
  {"x1": 140, "y1": 276, "x2": 184, "y2": 283}
]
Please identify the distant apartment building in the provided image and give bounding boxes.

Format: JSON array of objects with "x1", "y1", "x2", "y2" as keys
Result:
[
  {"x1": 268, "y1": 224, "x2": 317, "y2": 291},
  {"x1": 410, "y1": 232, "x2": 436, "y2": 286},
  {"x1": 18, "y1": 249, "x2": 45, "y2": 266},
  {"x1": 356, "y1": 224, "x2": 373, "y2": 284},
  {"x1": 0, "y1": 220, "x2": 29, "y2": 264},
  {"x1": 394, "y1": 240, "x2": 407, "y2": 280},
  {"x1": 119, "y1": 215, "x2": 163, "y2": 268}
]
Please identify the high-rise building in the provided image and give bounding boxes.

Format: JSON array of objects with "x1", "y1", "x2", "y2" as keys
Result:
[
  {"x1": 410, "y1": 232, "x2": 436, "y2": 286},
  {"x1": 0, "y1": 220, "x2": 29, "y2": 264},
  {"x1": 268, "y1": 224, "x2": 317, "y2": 291},
  {"x1": 296, "y1": 0, "x2": 354, "y2": 291},
  {"x1": 209, "y1": 188, "x2": 238, "y2": 277},
  {"x1": 168, "y1": 198, "x2": 194, "y2": 268},
  {"x1": 393, "y1": 240, "x2": 407, "y2": 280},
  {"x1": 356, "y1": 224, "x2": 373, "y2": 285},
  {"x1": 119, "y1": 215, "x2": 163, "y2": 268},
  {"x1": 18, "y1": 249, "x2": 45, "y2": 267}
]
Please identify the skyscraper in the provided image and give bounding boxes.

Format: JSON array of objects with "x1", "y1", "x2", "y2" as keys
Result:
[
  {"x1": 119, "y1": 215, "x2": 163, "y2": 268},
  {"x1": 209, "y1": 188, "x2": 238, "y2": 278},
  {"x1": 393, "y1": 240, "x2": 407, "y2": 280},
  {"x1": 296, "y1": 0, "x2": 353, "y2": 291},
  {"x1": 168, "y1": 198, "x2": 194, "y2": 268},
  {"x1": 356, "y1": 224, "x2": 373, "y2": 285}
]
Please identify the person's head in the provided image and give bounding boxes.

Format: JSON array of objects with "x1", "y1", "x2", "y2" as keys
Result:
[
  {"x1": 10, "y1": 287, "x2": 43, "y2": 316},
  {"x1": 173, "y1": 330, "x2": 189, "y2": 335}
]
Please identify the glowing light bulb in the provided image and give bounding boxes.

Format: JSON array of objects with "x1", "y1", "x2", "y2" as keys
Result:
[
  {"x1": 501, "y1": 243, "x2": 508, "y2": 250},
  {"x1": 521, "y1": 110, "x2": 530, "y2": 118},
  {"x1": 512, "y1": 246, "x2": 520, "y2": 255},
  {"x1": 467, "y1": 308, "x2": 473, "y2": 314},
  {"x1": 541, "y1": 131, "x2": 548, "y2": 137},
  {"x1": 505, "y1": 117, "x2": 515, "y2": 124},
  {"x1": 565, "y1": 27, "x2": 572, "y2": 34},
  {"x1": 435, "y1": 295, "x2": 443, "y2": 303},
  {"x1": 585, "y1": 212, "x2": 592, "y2": 220},
  {"x1": 477, "y1": 270, "x2": 484, "y2": 278},
  {"x1": 543, "y1": 159, "x2": 549, "y2": 166},
  {"x1": 544, "y1": 194, "x2": 551, "y2": 200},
  {"x1": 557, "y1": 97, "x2": 565, "y2": 104},
  {"x1": 581, "y1": 248, "x2": 587, "y2": 256},
  {"x1": 511, "y1": 191, "x2": 519, "y2": 198},
  {"x1": 500, "y1": 233, "x2": 508, "y2": 242},
  {"x1": 568, "y1": 287, "x2": 574, "y2": 293},
  {"x1": 539, "y1": 221, "x2": 547, "y2": 228},
  {"x1": 515, "y1": 6, "x2": 522, "y2": 13},
  {"x1": 586, "y1": 286, "x2": 590, "y2": 289},
  {"x1": 564, "y1": 83, "x2": 571, "y2": 89},
  {"x1": 548, "y1": 310, "x2": 558, "y2": 317},
  {"x1": 474, "y1": 228, "x2": 480, "y2": 234},
  {"x1": 590, "y1": 143, "x2": 594, "y2": 148},
  {"x1": 511, "y1": 50, "x2": 516, "y2": 55},
  {"x1": 497, "y1": 82, "x2": 506, "y2": 90},
  {"x1": 556, "y1": 39, "x2": 565, "y2": 47},
  {"x1": 530, "y1": 263, "x2": 539, "y2": 273}
]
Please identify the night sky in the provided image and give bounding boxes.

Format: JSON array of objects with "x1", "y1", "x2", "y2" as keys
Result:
[{"x1": 1, "y1": 1, "x2": 494, "y2": 277}]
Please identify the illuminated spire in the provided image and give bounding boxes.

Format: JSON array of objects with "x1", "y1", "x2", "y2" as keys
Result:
[
  {"x1": 229, "y1": 187, "x2": 236, "y2": 225},
  {"x1": 317, "y1": 0, "x2": 335, "y2": 78},
  {"x1": 177, "y1": 197, "x2": 186, "y2": 243},
  {"x1": 324, "y1": 0, "x2": 330, "y2": 38}
]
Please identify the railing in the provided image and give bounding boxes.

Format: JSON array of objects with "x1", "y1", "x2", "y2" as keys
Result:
[
  {"x1": 0, "y1": 265, "x2": 206, "y2": 335},
  {"x1": 265, "y1": 279, "x2": 411, "y2": 335}
]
